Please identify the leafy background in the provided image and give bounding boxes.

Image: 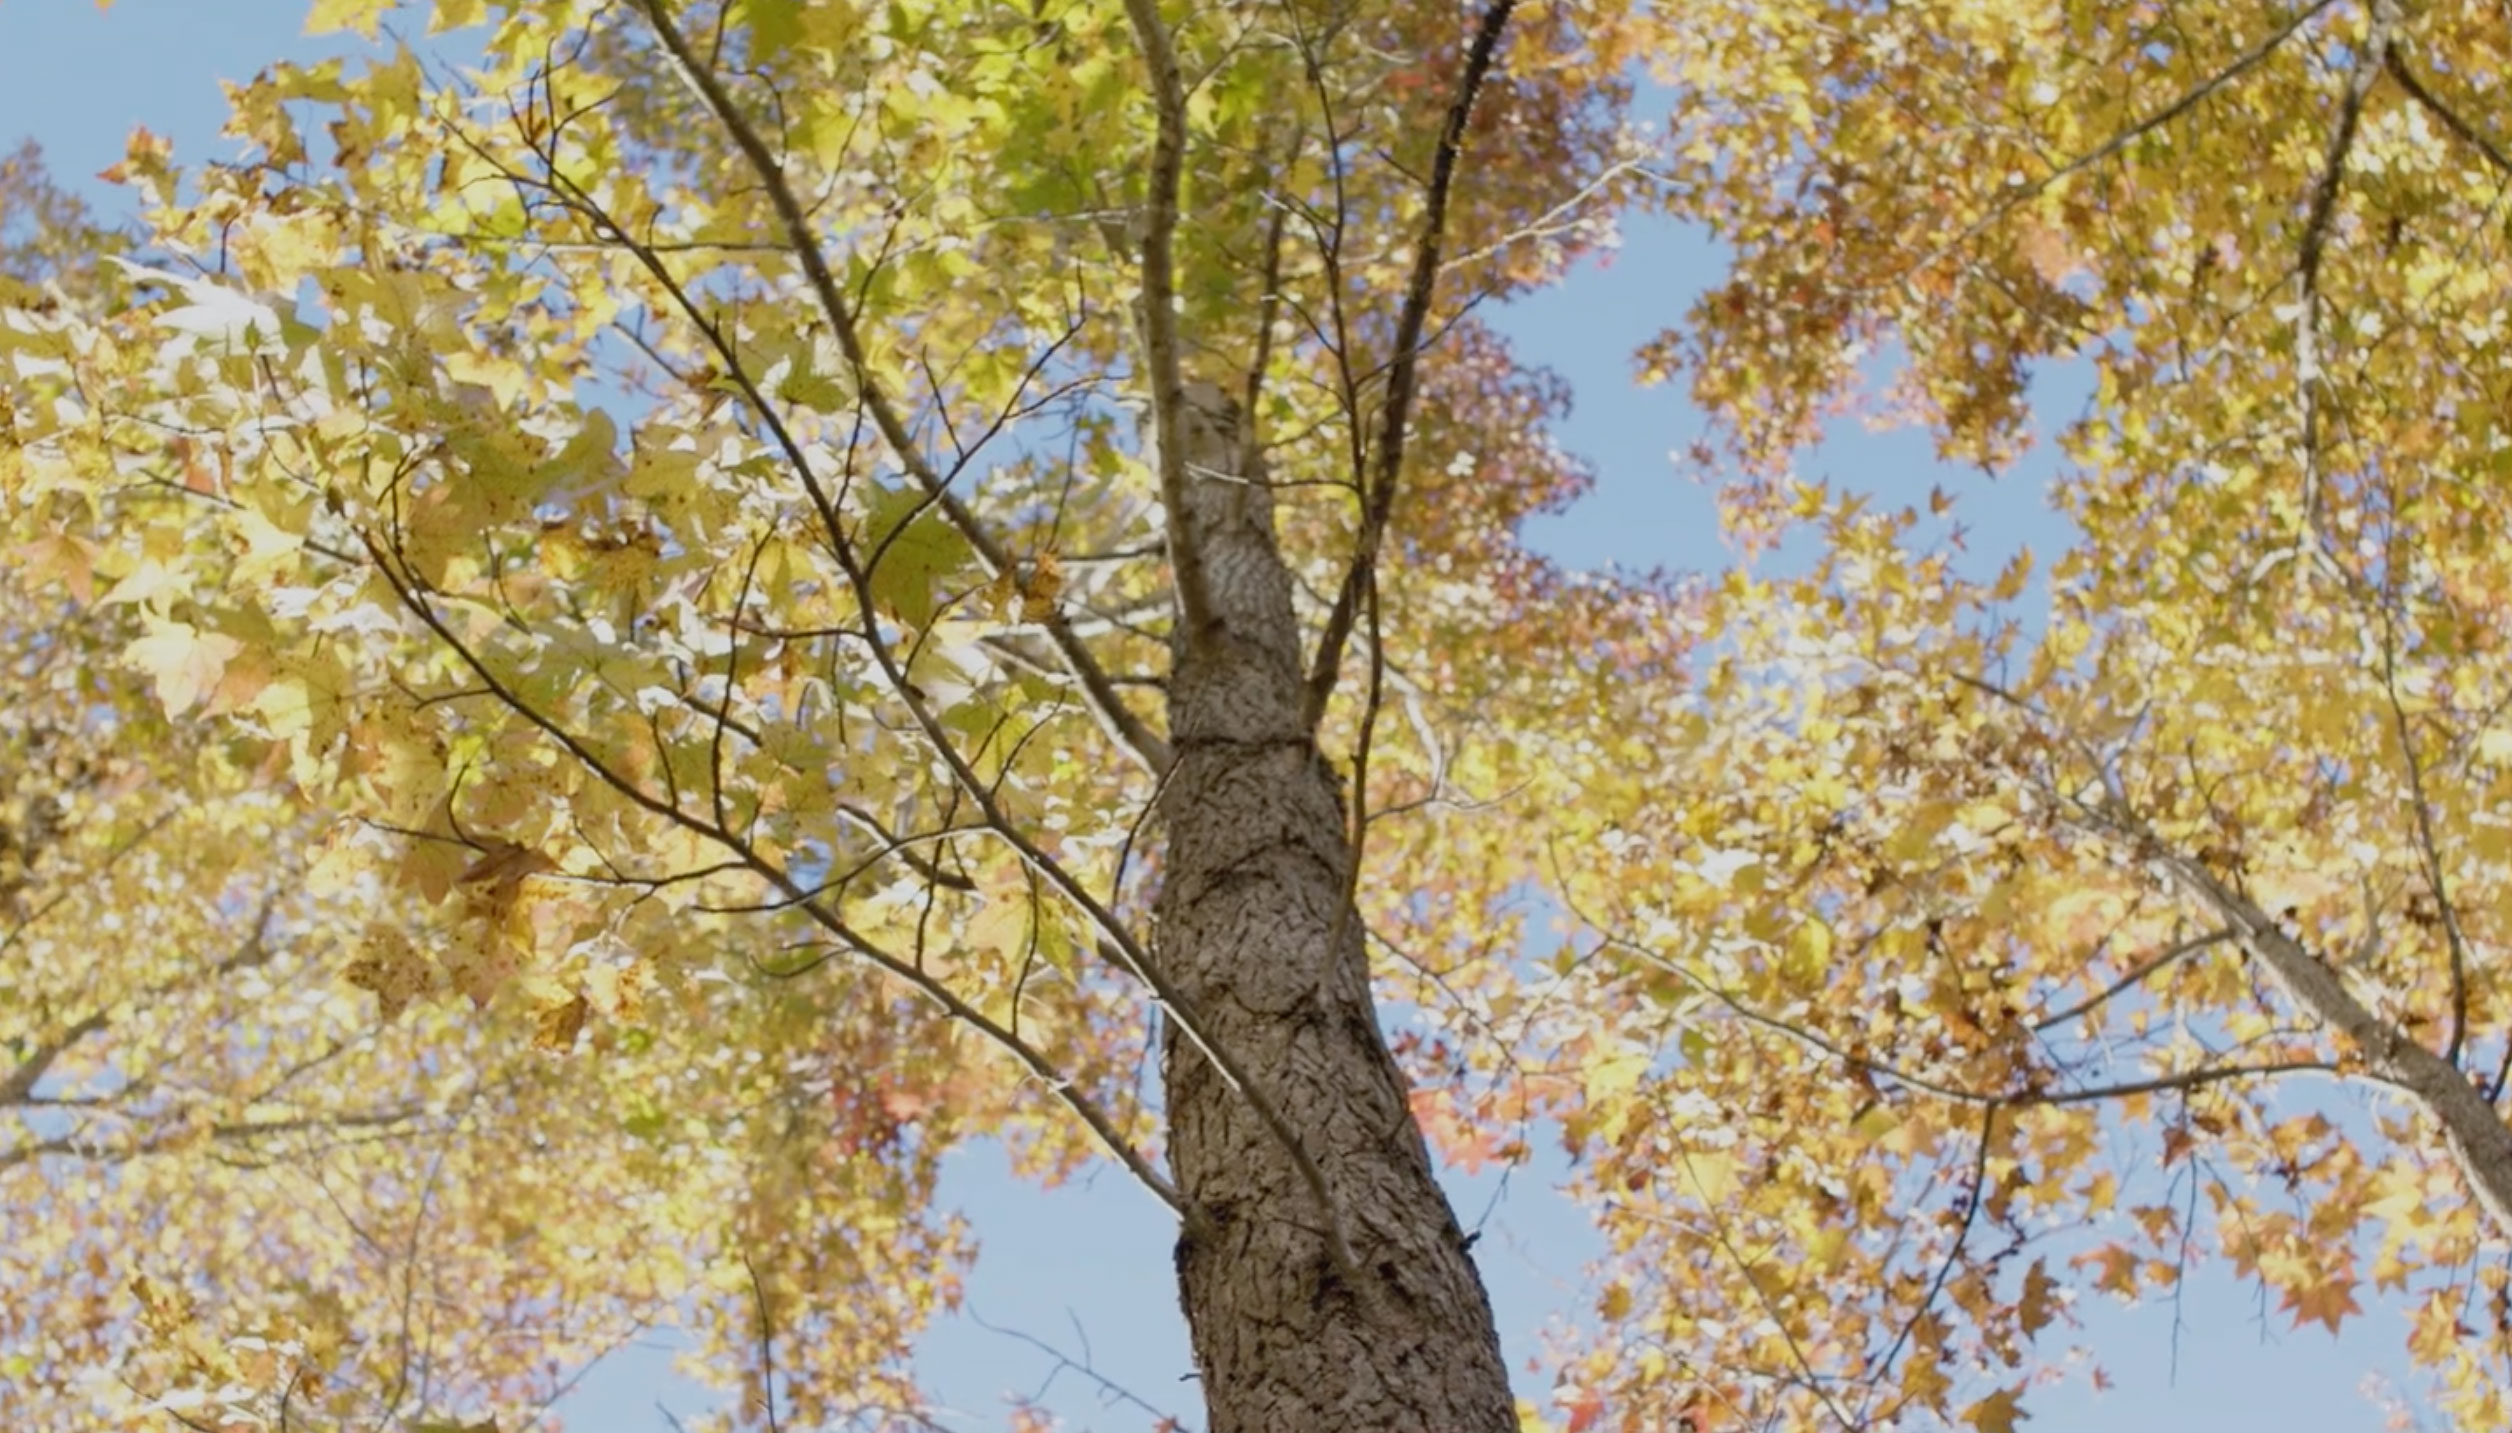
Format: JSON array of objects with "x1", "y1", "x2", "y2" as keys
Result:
[{"x1": 0, "y1": 1, "x2": 2440, "y2": 1427}]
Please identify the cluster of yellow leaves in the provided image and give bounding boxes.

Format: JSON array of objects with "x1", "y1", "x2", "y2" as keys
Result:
[{"x1": 1398, "y1": 0, "x2": 2512, "y2": 1427}]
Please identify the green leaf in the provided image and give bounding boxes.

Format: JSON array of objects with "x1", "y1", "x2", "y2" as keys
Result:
[
  {"x1": 747, "y1": 0, "x2": 803, "y2": 57},
  {"x1": 861, "y1": 485, "x2": 972, "y2": 630}
]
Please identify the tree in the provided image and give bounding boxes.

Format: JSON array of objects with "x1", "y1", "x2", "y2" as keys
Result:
[
  {"x1": 5, "y1": 1, "x2": 1658, "y2": 1428},
  {"x1": 6, "y1": 0, "x2": 2512, "y2": 1430}
]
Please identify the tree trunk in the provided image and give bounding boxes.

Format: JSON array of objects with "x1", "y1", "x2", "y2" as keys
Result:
[{"x1": 1151, "y1": 383, "x2": 1517, "y2": 1432}]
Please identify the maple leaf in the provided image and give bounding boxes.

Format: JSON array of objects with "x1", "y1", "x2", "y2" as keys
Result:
[
  {"x1": 861, "y1": 484, "x2": 975, "y2": 630},
  {"x1": 105, "y1": 257, "x2": 284, "y2": 353},
  {"x1": 1017, "y1": 550, "x2": 1065, "y2": 623},
  {"x1": 122, "y1": 619, "x2": 242, "y2": 716},
  {"x1": 2073, "y1": 1244, "x2": 2141, "y2": 1299},
  {"x1": 302, "y1": 0, "x2": 391, "y2": 37},
  {"x1": 2282, "y1": 1276, "x2": 2363, "y2": 1337},
  {"x1": 14, "y1": 534, "x2": 97, "y2": 603}
]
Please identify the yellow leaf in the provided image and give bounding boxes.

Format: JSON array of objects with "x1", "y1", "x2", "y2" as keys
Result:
[
  {"x1": 304, "y1": 0, "x2": 393, "y2": 37},
  {"x1": 14, "y1": 533, "x2": 98, "y2": 602},
  {"x1": 1682, "y1": 1150, "x2": 1739, "y2": 1205},
  {"x1": 2281, "y1": 1275, "x2": 2361, "y2": 1335},
  {"x1": 1805, "y1": 1225, "x2": 1849, "y2": 1268},
  {"x1": 102, "y1": 556, "x2": 189, "y2": 610},
  {"x1": 124, "y1": 618, "x2": 243, "y2": 716},
  {"x1": 226, "y1": 502, "x2": 305, "y2": 588},
  {"x1": 1018, "y1": 550, "x2": 1064, "y2": 623},
  {"x1": 2016, "y1": 1259, "x2": 2058, "y2": 1336},
  {"x1": 1583, "y1": 1049, "x2": 1651, "y2": 1105},
  {"x1": 1784, "y1": 918, "x2": 1834, "y2": 981},
  {"x1": 343, "y1": 924, "x2": 432, "y2": 1021},
  {"x1": 967, "y1": 885, "x2": 1033, "y2": 955}
]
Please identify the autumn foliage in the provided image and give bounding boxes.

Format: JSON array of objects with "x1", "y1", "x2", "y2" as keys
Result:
[{"x1": 5, "y1": 0, "x2": 2512, "y2": 1428}]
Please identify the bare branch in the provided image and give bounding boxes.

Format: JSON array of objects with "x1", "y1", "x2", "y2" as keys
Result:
[
  {"x1": 1866, "y1": 1102, "x2": 1999, "y2": 1427},
  {"x1": 2, "y1": 890, "x2": 281, "y2": 1107},
  {"x1": 572, "y1": 23, "x2": 1223, "y2": 1153},
  {"x1": 1570, "y1": 893, "x2": 2324, "y2": 1115},
  {"x1": 355, "y1": 531, "x2": 1185, "y2": 1215},
  {"x1": 2055, "y1": 788, "x2": 2512, "y2": 1243},
  {"x1": 0, "y1": 808, "x2": 177, "y2": 960},
  {"x1": 969, "y1": 1307, "x2": 1202, "y2": 1433},
  {"x1": 2376, "y1": 608, "x2": 2477, "y2": 1063}
]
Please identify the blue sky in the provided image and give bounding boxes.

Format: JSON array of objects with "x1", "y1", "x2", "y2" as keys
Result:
[{"x1": 0, "y1": 3, "x2": 2424, "y2": 1429}]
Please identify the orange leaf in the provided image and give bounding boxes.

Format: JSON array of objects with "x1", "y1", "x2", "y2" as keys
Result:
[{"x1": 2281, "y1": 1276, "x2": 2361, "y2": 1336}]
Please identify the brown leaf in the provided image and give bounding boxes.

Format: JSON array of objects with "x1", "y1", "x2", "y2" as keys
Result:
[
  {"x1": 533, "y1": 992, "x2": 589, "y2": 1053},
  {"x1": 458, "y1": 838, "x2": 558, "y2": 891}
]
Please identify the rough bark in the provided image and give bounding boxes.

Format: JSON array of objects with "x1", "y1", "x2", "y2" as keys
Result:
[{"x1": 1151, "y1": 382, "x2": 1516, "y2": 1432}]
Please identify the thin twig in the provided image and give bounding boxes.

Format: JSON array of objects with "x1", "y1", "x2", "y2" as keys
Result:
[
  {"x1": 1867, "y1": 1102, "x2": 1999, "y2": 1426},
  {"x1": 2028, "y1": 928, "x2": 2237, "y2": 1034},
  {"x1": 2385, "y1": 51, "x2": 2512, "y2": 178},
  {"x1": 743, "y1": 1252, "x2": 785, "y2": 1433},
  {"x1": 629, "y1": 8, "x2": 1268, "y2": 1229},
  {"x1": 355, "y1": 530, "x2": 1184, "y2": 1214}
]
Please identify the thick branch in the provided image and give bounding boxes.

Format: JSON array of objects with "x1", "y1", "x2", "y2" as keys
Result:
[
  {"x1": 1114, "y1": 0, "x2": 1216, "y2": 644},
  {"x1": 2083, "y1": 805, "x2": 2512, "y2": 1240},
  {"x1": 1950, "y1": 676, "x2": 2512, "y2": 1236},
  {"x1": 2, "y1": 892, "x2": 278, "y2": 1106},
  {"x1": 2289, "y1": 0, "x2": 2389, "y2": 546},
  {"x1": 1303, "y1": 0, "x2": 1518, "y2": 730}
]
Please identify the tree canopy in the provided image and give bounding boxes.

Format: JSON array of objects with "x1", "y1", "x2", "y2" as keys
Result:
[{"x1": 4, "y1": 0, "x2": 2512, "y2": 1429}]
